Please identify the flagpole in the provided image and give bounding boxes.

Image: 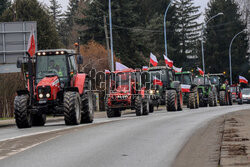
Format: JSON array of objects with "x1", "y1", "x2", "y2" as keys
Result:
[
  {"x1": 109, "y1": 0, "x2": 114, "y2": 71},
  {"x1": 164, "y1": 0, "x2": 174, "y2": 59},
  {"x1": 229, "y1": 30, "x2": 245, "y2": 85}
]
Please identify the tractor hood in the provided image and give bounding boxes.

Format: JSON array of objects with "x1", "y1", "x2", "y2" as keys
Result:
[{"x1": 37, "y1": 76, "x2": 60, "y2": 87}]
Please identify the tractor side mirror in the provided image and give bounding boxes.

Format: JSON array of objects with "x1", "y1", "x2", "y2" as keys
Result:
[
  {"x1": 77, "y1": 55, "x2": 83, "y2": 64},
  {"x1": 16, "y1": 59, "x2": 22, "y2": 68}
]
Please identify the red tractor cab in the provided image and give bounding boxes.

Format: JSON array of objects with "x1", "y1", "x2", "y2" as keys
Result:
[
  {"x1": 230, "y1": 84, "x2": 242, "y2": 104},
  {"x1": 15, "y1": 49, "x2": 95, "y2": 128},
  {"x1": 105, "y1": 69, "x2": 149, "y2": 117}
]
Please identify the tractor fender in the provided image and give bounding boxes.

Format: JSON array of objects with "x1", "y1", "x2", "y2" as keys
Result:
[
  {"x1": 170, "y1": 81, "x2": 181, "y2": 92},
  {"x1": 74, "y1": 73, "x2": 88, "y2": 95},
  {"x1": 17, "y1": 89, "x2": 29, "y2": 96}
]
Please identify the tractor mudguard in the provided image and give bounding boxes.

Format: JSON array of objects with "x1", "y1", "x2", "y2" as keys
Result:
[
  {"x1": 170, "y1": 81, "x2": 181, "y2": 92},
  {"x1": 65, "y1": 87, "x2": 79, "y2": 92},
  {"x1": 74, "y1": 73, "x2": 87, "y2": 95},
  {"x1": 17, "y1": 89, "x2": 29, "y2": 96}
]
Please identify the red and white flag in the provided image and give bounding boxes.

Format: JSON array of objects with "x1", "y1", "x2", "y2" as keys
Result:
[
  {"x1": 173, "y1": 66, "x2": 182, "y2": 73},
  {"x1": 105, "y1": 70, "x2": 111, "y2": 74},
  {"x1": 27, "y1": 27, "x2": 36, "y2": 57},
  {"x1": 116, "y1": 62, "x2": 129, "y2": 71},
  {"x1": 153, "y1": 76, "x2": 163, "y2": 86},
  {"x1": 163, "y1": 55, "x2": 173, "y2": 68},
  {"x1": 142, "y1": 66, "x2": 148, "y2": 71},
  {"x1": 197, "y1": 67, "x2": 204, "y2": 76},
  {"x1": 181, "y1": 84, "x2": 191, "y2": 93},
  {"x1": 150, "y1": 53, "x2": 158, "y2": 67},
  {"x1": 239, "y1": 76, "x2": 248, "y2": 84}
]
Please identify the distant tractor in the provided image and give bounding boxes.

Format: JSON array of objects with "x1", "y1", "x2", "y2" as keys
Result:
[
  {"x1": 105, "y1": 69, "x2": 149, "y2": 117},
  {"x1": 175, "y1": 71, "x2": 199, "y2": 109},
  {"x1": 15, "y1": 49, "x2": 95, "y2": 128},
  {"x1": 194, "y1": 76, "x2": 217, "y2": 107},
  {"x1": 230, "y1": 85, "x2": 242, "y2": 104},
  {"x1": 145, "y1": 66, "x2": 183, "y2": 112},
  {"x1": 209, "y1": 74, "x2": 232, "y2": 106}
]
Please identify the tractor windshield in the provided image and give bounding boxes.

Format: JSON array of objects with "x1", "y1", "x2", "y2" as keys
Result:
[
  {"x1": 209, "y1": 76, "x2": 220, "y2": 85},
  {"x1": 36, "y1": 55, "x2": 68, "y2": 80},
  {"x1": 175, "y1": 74, "x2": 191, "y2": 85},
  {"x1": 148, "y1": 70, "x2": 167, "y2": 85},
  {"x1": 113, "y1": 72, "x2": 130, "y2": 92},
  {"x1": 194, "y1": 77, "x2": 210, "y2": 85}
]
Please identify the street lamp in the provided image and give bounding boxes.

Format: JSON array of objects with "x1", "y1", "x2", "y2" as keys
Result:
[
  {"x1": 109, "y1": 0, "x2": 114, "y2": 71},
  {"x1": 229, "y1": 29, "x2": 246, "y2": 85},
  {"x1": 164, "y1": 0, "x2": 174, "y2": 58},
  {"x1": 201, "y1": 12, "x2": 224, "y2": 73}
]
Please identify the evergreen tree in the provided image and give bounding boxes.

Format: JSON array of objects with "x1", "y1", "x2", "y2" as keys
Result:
[
  {"x1": 1, "y1": 0, "x2": 61, "y2": 49},
  {"x1": 204, "y1": 0, "x2": 249, "y2": 82},
  {"x1": 0, "y1": 0, "x2": 10, "y2": 18},
  {"x1": 49, "y1": 0, "x2": 62, "y2": 28},
  {"x1": 174, "y1": 0, "x2": 202, "y2": 67}
]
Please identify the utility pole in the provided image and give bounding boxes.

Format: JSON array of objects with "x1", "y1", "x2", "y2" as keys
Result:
[
  {"x1": 109, "y1": 0, "x2": 114, "y2": 71},
  {"x1": 104, "y1": 15, "x2": 111, "y2": 70}
]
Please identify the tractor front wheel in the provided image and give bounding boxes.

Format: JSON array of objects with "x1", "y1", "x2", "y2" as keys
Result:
[
  {"x1": 166, "y1": 90, "x2": 178, "y2": 112},
  {"x1": 208, "y1": 92, "x2": 215, "y2": 107},
  {"x1": 219, "y1": 91, "x2": 226, "y2": 106},
  {"x1": 135, "y1": 96, "x2": 144, "y2": 116},
  {"x1": 64, "y1": 91, "x2": 81, "y2": 125},
  {"x1": 188, "y1": 93, "x2": 195, "y2": 109},
  {"x1": 81, "y1": 92, "x2": 94, "y2": 123},
  {"x1": 14, "y1": 95, "x2": 32, "y2": 128}
]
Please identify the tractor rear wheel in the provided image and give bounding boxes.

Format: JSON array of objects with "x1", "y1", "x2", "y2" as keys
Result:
[
  {"x1": 219, "y1": 91, "x2": 226, "y2": 106},
  {"x1": 188, "y1": 93, "x2": 195, "y2": 109},
  {"x1": 14, "y1": 95, "x2": 32, "y2": 128},
  {"x1": 229, "y1": 92, "x2": 233, "y2": 105},
  {"x1": 208, "y1": 91, "x2": 214, "y2": 107},
  {"x1": 64, "y1": 91, "x2": 81, "y2": 125},
  {"x1": 143, "y1": 99, "x2": 149, "y2": 115},
  {"x1": 135, "y1": 96, "x2": 144, "y2": 116},
  {"x1": 166, "y1": 90, "x2": 178, "y2": 112},
  {"x1": 177, "y1": 91, "x2": 183, "y2": 111},
  {"x1": 81, "y1": 92, "x2": 94, "y2": 123},
  {"x1": 32, "y1": 114, "x2": 46, "y2": 126}
]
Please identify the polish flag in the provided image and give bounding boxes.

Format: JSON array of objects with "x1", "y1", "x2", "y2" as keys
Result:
[
  {"x1": 105, "y1": 70, "x2": 111, "y2": 74},
  {"x1": 197, "y1": 67, "x2": 204, "y2": 76},
  {"x1": 27, "y1": 28, "x2": 36, "y2": 57},
  {"x1": 181, "y1": 84, "x2": 191, "y2": 93},
  {"x1": 150, "y1": 53, "x2": 158, "y2": 67},
  {"x1": 173, "y1": 66, "x2": 182, "y2": 73},
  {"x1": 142, "y1": 66, "x2": 148, "y2": 71},
  {"x1": 153, "y1": 76, "x2": 163, "y2": 86},
  {"x1": 163, "y1": 55, "x2": 173, "y2": 68},
  {"x1": 116, "y1": 62, "x2": 129, "y2": 71},
  {"x1": 239, "y1": 76, "x2": 248, "y2": 84}
]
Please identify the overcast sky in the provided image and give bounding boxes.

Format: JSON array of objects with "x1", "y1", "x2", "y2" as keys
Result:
[{"x1": 39, "y1": 0, "x2": 210, "y2": 22}]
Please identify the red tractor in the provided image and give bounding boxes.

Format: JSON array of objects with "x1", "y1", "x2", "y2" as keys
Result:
[
  {"x1": 15, "y1": 49, "x2": 94, "y2": 128},
  {"x1": 105, "y1": 69, "x2": 149, "y2": 117}
]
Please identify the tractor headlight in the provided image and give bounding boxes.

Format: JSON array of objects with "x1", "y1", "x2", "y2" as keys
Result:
[
  {"x1": 39, "y1": 94, "x2": 44, "y2": 99},
  {"x1": 46, "y1": 93, "x2": 51, "y2": 98},
  {"x1": 156, "y1": 90, "x2": 160, "y2": 94},
  {"x1": 150, "y1": 90, "x2": 154, "y2": 94}
]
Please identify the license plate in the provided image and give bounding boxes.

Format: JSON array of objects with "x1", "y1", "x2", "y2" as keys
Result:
[{"x1": 39, "y1": 99, "x2": 47, "y2": 104}]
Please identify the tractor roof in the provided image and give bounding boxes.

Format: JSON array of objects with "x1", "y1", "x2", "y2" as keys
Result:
[
  {"x1": 207, "y1": 73, "x2": 224, "y2": 77},
  {"x1": 148, "y1": 66, "x2": 171, "y2": 71},
  {"x1": 175, "y1": 71, "x2": 191, "y2": 75},
  {"x1": 113, "y1": 68, "x2": 138, "y2": 74},
  {"x1": 36, "y1": 49, "x2": 76, "y2": 56}
]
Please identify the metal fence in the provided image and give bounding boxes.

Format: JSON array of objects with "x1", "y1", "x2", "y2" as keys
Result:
[{"x1": 0, "y1": 22, "x2": 37, "y2": 69}]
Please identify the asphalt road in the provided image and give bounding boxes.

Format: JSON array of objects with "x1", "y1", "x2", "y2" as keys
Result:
[{"x1": 0, "y1": 105, "x2": 250, "y2": 167}]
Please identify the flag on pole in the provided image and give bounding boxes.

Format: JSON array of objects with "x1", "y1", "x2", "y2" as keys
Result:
[
  {"x1": 173, "y1": 66, "x2": 182, "y2": 73},
  {"x1": 197, "y1": 67, "x2": 204, "y2": 76},
  {"x1": 27, "y1": 27, "x2": 36, "y2": 57},
  {"x1": 239, "y1": 76, "x2": 248, "y2": 84},
  {"x1": 153, "y1": 76, "x2": 163, "y2": 86},
  {"x1": 150, "y1": 53, "x2": 158, "y2": 67},
  {"x1": 163, "y1": 55, "x2": 173, "y2": 68},
  {"x1": 116, "y1": 62, "x2": 129, "y2": 71},
  {"x1": 142, "y1": 66, "x2": 148, "y2": 71}
]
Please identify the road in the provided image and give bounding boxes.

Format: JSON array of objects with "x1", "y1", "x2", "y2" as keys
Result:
[{"x1": 0, "y1": 105, "x2": 250, "y2": 167}]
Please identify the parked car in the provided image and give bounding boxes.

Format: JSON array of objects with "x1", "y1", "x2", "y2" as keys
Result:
[{"x1": 241, "y1": 88, "x2": 250, "y2": 104}]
